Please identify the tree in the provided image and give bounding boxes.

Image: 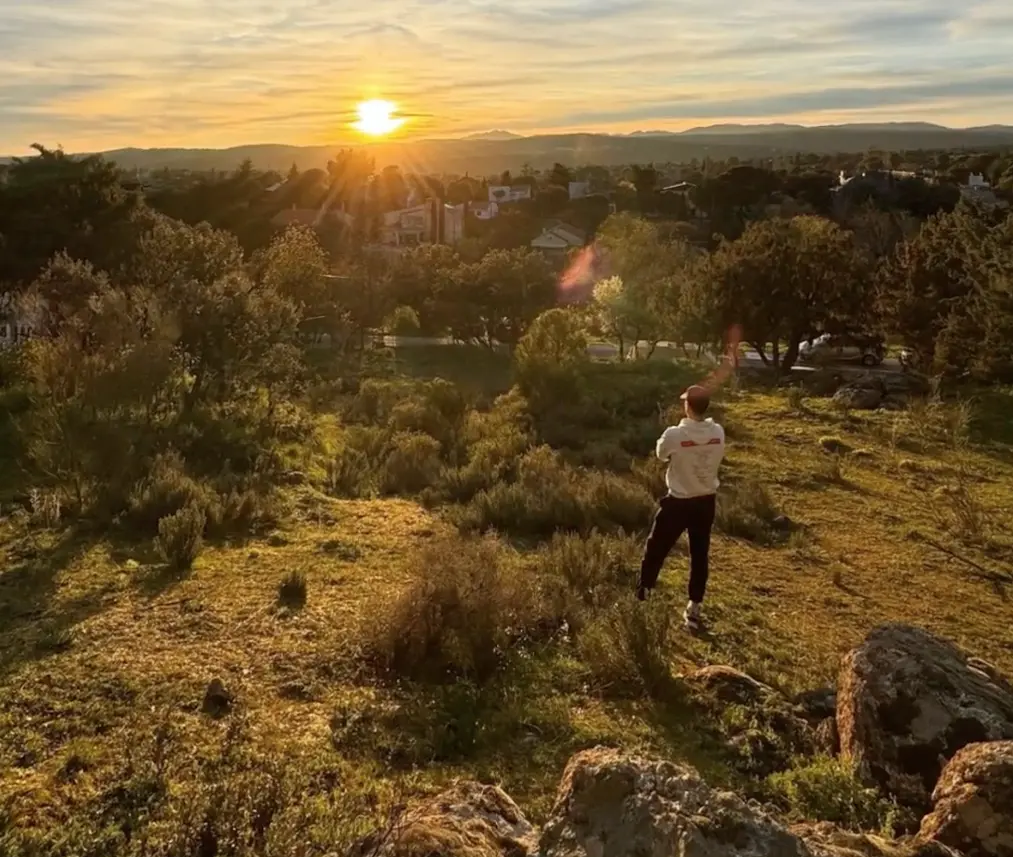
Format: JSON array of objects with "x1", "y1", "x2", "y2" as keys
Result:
[
  {"x1": 592, "y1": 214, "x2": 694, "y2": 358},
  {"x1": 249, "y1": 225, "x2": 327, "y2": 311},
  {"x1": 877, "y1": 203, "x2": 1013, "y2": 379},
  {"x1": 548, "y1": 162, "x2": 573, "y2": 188},
  {"x1": 690, "y1": 216, "x2": 869, "y2": 372},
  {"x1": 515, "y1": 308, "x2": 589, "y2": 405},
  {"x1": 446, "y1": 249, "x2": 556, "y2": 347},
  {"x1": 0, "y1": 145, "x2": 143, "y2": 285}
]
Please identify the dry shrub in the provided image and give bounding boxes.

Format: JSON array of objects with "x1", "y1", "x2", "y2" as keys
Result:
[
  {"x1": 933, "y1": 475, "x2": 992, "y2": 544},
  {"x1": 716, "y1": 479, "x2": 784, "y2": 545},
  {"x1": 537, "y1": 531, "x2": 641, "y2": 634},
  {"x1": 463, "y1": 446, "x2": 653, "y2": 539},
  {"x1": 578, "y1": 599, "x2": 675, "y2": 696},
  {"x1": 128, "y1": 451, "x2": 220, "y2": 534},
  {"x1": 155, "y1": 502, "x2": 206, "y2": 571},
  {"x1": 366, "y1": 536, "x2": 549, "y2": 684},
  {"x1": 380, "y1": 433, "x2": 442, "y2": 495},
  {"x1": 278, "y1": 569, "x2": 307, "y2": 609},
  {"x1": 328, "y1": 447, "x2": 374, "y2": 498}
]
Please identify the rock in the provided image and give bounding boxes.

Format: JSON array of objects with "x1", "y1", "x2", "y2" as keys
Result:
[
  {"x1": 918, "y1": 740, "x2": 1013, "y2": 857},
  {"x1": 685, "y1": 665, "x2": 777, "y2": 706},
  {"x1": 796, "y1": 687, "x2": 839, "y2": 722},
  {"x1": 880, "y1": 394, "x2": 909, "y2": 411},
  {"x1": 353, "y1": 781, "x2": 537, "y2": 857},
  {"x1": 774, "y1": 515, "x2": 795, "y2": 530},
  {"x1": 834, "y1": 377, "x2": 885, "y2": 410},
  {"x1": 804, "y1": 370, "x2": 846, "y2": 397},
  {"x1": 539, "y1": 747, "x2": 815, "y2": 857},
  {"x1": 815, "y1": 718, "x2": 841, "y2": 756},
  {"x1": 267, "y1": 534, "x2": 289, "y2": 547},
  {"x1": 820, "y1": 437, "x2": 853, "y2": 455},
  {"x1": 837, "y1": 624, "x2": 1013, "y2": 812},
  {"x1": 202, "y1": 678, "x2": 233, "y2": 718},
  {"x1": 798, "y1": 822, "x2": 962, "y2": 857}
]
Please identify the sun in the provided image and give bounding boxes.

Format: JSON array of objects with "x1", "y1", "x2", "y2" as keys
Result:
[{"x1": 353, "y1": 100, "x2": 405, "y2": 136}]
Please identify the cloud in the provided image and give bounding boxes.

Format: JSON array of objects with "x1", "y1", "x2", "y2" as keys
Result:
[{"x1": 1, "y1": 0, "x2": 1012, "y2": 152}]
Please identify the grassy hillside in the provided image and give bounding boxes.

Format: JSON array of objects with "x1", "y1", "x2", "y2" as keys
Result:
[{"x1": 2, "y1": 350, "x2": 1012, "y2": 855}]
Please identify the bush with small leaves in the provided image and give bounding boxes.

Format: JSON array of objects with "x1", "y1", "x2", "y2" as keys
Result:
[
  {"x1": 786, "y1": 385, "x2": 808, "y2": 413},
  {"x1": 155, "y1": 502, "x2": 206, "y2": 572},
  {"x1": 766, "y1": 757, "x2": 908, "y2": 835},
  {"x1": 327, "y1": 447, "x2": 375, "y2": 498}
]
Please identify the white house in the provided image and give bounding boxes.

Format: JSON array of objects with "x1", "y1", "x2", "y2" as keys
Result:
[
  {"x1": 379, "y1": 200, "x2": 466, "y2": 248},
  {"x1": 531, "y1": 221, "x2": 586, "y2": 256},
  {"x1": 568, "y1": 181, "x2": 591, "y2": 200},
  {"x1": 488, "y1": 185, "x2": 533, "y2": 204}
]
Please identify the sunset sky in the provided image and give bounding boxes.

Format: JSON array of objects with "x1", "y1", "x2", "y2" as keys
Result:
[{"x1": 3, "y1": 0, "x2": 1013, "y2": 154}]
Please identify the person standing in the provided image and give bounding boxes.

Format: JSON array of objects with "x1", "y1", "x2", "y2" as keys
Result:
[{"x1": 636, "y1": 385, "x2": 725, "y2": 631}]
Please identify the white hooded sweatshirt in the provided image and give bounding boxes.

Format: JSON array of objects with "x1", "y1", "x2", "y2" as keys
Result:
[{"x1": 656, "y1": 418, "x2": 725, "y2": 498}]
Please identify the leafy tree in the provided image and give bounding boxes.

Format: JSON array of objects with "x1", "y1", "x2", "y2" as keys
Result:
[
  {"x1": 515, "y1": 308, "x2": 589, "y2": 406},
  {"x1": 690, "y1": 216, "x2": 869, "y2": 372},
  {"x1": 249, "y1": 225, "x2": 328, "y2": 311},
  {"x1": 592, "y1": 214, "x2": 693, "y2": 358},
  {"x1": 0, "y1": 145, "x2": 143, "y2": 285},
  {"x1": 447, "y1": 249, "x2": 556, "y2": 347},
  {"x1": 877, "y1": 203, "x2": 1013, "y2": 379},
  {"x1": 548, "y1": 163, "x2": 573, "y2": 188}
]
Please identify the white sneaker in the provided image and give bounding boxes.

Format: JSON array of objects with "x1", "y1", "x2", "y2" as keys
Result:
[{"x1": 683, "y1": 601, "x2": 703, "y2": 631}]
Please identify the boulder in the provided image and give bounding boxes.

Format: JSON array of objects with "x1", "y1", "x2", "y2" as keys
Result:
[
  {"x1": 354, "y1": 781, "x2": 537, "y2": 857},
  {"x1": 837, "y1": 625, "x2": 1013, "y2": 812},
  {"x1": 918, "y1": 740, "x2": 1013, "y2": 857},
  {"x1": 685, "y1": 665, "x2": 777, "y2": 706},
  {"x1": 540, "y1": 747, "x2": 815, "y2": 857},
  {"x1": 834, "y1": 378, "x2": 885, "y2": 410}
]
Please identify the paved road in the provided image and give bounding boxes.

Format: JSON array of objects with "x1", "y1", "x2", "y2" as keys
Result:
[{"x1": 377, "y1": 335, "x2": 903, "y2": 374}]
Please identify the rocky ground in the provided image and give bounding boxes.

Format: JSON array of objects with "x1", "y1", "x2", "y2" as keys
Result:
[{"x1": 367, "y1": 624, "x2": 1013, "y2": 857}]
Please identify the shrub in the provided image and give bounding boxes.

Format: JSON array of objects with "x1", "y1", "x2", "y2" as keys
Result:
[
  {"x1": 127, "y1": 451, "x2": 221, "y2": 535},
  {"x1": 366, "y1": 536, "x2": 548, "y2": 683},
  {"x1": 28, "y1": 488, "x2": 62, "y2": 529},
  {"x1": 464, "y1": 446, "x2": 654, "y2": 539},
  {"x1": 538, "y1": 531, "x2": 641, "y2": 630},
  {"x1": 155, "y1": 502, "x2": 206, "y2": 571},
  {"x1": 278, "y1": 570, "x2": 307, "y2": 609},
  {"x1": 716, "y1": 479, "x2": 784, "y2": 544},
  {"x1": 785, "y1": 385, "x2": 807, "y2": 413},
  {"x1": 767, "y1": 757, "x2": 906, "y2": 835},
  {"x1": 578, "y1": 599, "x2": 675, "y2": 697},
  {"x1": 386, "y1": 305, "x2": 421, "y2": 336},
  {"x1": 812, "y1": 455, "x2": 847, "y2": 486},
  {"x1": 379, "y1": 432, "x2": 442, "y2": 495},
  {"x1": 327, "y1": 447, "x2": 374, "y2": 498}
]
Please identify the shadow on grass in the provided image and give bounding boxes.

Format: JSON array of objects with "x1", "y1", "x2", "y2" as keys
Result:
[{"x1": 0, "y1": 529, "x2": 102, "y2": 679}]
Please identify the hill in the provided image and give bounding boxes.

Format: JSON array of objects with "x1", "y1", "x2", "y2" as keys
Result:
[
  {"x1": 2, "y1": 343, "x2": 1012, "y2": 854},
  {"x1": 68, "y1": 123, "x2": 1013, "y2": 174}
]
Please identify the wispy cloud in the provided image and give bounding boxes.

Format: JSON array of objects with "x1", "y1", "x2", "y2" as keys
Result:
[{"x1": 1, "y1": 0, "x2": 1012, "y2": 152}]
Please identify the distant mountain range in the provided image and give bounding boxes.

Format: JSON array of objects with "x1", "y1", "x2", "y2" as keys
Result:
[{"x1": 5, "y1": 123, "x2": 1013, "y2": 174}]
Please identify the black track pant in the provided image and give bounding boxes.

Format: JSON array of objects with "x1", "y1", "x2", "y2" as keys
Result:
[{"x1": 638, "y1": 493, "x2": 717, "y2": 603}]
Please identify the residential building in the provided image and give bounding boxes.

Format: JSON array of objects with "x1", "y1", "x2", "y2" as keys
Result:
[
  {"x1": 488, "y1": 184, "x2": 533, "y2": 204},
  {"x1": 379, "y1": 199, "x2": 465, "y2": 248},
  {"x1": 960, "y1": 173, "x2": 1008, "y2": 209},
  {"x1": 531, "y1": 221, "x2": 587, "y2": 258},
  {"x1": 568, "y1": 181, "x2": 591, "y2": 200}
]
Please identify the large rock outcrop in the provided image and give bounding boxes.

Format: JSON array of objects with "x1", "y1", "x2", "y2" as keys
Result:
[
  {"x1": 918, "y1": 740, "x2": 1013, "y2": 857},
  {"x1": 353, "y1": 781, "x2": 537, "y2": 857},
  {"x1": 539, "y1": 747, "x2": 814, "y2": 857},
  {"x1": 837, "y1": 625, "x2": 1013, "y2": 812}
]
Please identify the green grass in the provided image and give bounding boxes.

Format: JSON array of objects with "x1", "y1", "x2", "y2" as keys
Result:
[{"x1": 2, "y1": 376, "x2": 1012, "y2": 854}]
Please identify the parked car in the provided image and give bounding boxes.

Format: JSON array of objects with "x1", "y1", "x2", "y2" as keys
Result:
[{"x1": 799, "y1": 332, "x2": 885, "y2": 367}]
